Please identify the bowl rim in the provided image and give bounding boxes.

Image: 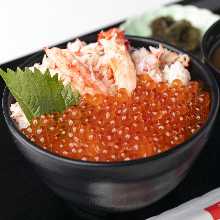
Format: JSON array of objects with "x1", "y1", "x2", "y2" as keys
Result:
[
  {"x1": 201, "y1": 19, "x2": 220, "y2": 74},
  {"x1": 2, "y1": 36, "x2": 219, "y2": 167}
]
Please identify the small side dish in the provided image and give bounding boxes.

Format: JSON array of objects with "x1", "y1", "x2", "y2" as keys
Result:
[
  {"x1": 0, "y1": 28, "x2": 210, "y2": 162},
  {"x1": 120, "y1": 4, "x2": 219, "y2": 52}
]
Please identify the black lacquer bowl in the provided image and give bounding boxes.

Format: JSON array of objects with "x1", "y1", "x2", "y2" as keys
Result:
[
  {"x1": 2, "y1": 36, "x2": 219, "y2": 216},
  {"x1": 202, "y1": 19, "x2": 220, "y2": 83}
]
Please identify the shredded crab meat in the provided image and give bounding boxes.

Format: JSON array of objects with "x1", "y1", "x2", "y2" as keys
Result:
[
  {"x1": 10, "y1": 102, "x2": 30, "y2": 129},
  {"x1": 12, "y1": 28, "x2": 193, "y2": 128},
  {"x1": 163, "y1": 61, "x2": 191, "y2": 85},
  {"x1": 132, "y1": 44, "x2": 190, "y2": 85},
  {"x1": 131, "y1": 47, "x2": 163, "y2": 82},
  {"x1": 32, "y1": 29, "x2": 191, "y2": 94},
  {"x1": 67, "y1": 39, "x2": 86, "y2": 53},
  {"x1": 45, "y1": 47, "x2": 108, "y2": 94},
  {"x1": 32, "y1": 28, "x2": 138, "y2": 96},
  {"x1": 149, "y1": 45, "x2": 190, "y2": 67},
  {"x1": 99, "y1": 35, "x2": 137, "y2": 94}
]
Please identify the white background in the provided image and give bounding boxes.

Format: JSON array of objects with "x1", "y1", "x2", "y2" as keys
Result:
[{"x1": 0, "y1": 0, "x2": 174, "y2": 65}]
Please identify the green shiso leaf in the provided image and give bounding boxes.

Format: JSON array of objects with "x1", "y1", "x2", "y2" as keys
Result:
[{"x1": 0, "y1": 67, "x2": 80, "y2": 122}]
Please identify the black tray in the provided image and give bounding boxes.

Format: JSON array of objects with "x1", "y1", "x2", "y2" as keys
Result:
[{"x1": 1, "y1": 1, "x2": 220, "y2": 219}]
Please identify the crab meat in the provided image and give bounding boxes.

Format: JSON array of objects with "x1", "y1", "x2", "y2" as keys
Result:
[
  {"x1": 45, "y1": 47, "x2": 108, "y2": 95},
  {"x1": 98, "y1": 28, "x2": 129, "y2": 46},
  {"x1": 149, "y1": 45, "x2": 190, "y2": 67},
  {"x1": 10, "y1": 102, "x2": 29, "y2": 129},
  {"x1": 132, "y1": 44, "x2": 190, "y2": 85},
  {"x1": 99, "y1": 29, "x2": 137, "y2": 94},
  {"x1": 67, "y1": 39, "x2": 86, "y2": 54},
  {"x1": 163, "y1": 61, "x2": 191, "y2": 85},
  {"x1": 30, "y1": 29, "x2": 191, "y2": 95},
  {"x1": 132, "y1": 48, "x2": 163, "y2": 82}
]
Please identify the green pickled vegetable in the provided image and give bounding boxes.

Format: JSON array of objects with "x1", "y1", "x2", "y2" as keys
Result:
[{"x1": 151, "y1": 16, "x2": 201, "y2": 51}]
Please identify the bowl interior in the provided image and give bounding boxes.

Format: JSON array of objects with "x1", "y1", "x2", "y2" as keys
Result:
[{"x1": 2, "y1": 36, "x2": 219, "y2": 166}]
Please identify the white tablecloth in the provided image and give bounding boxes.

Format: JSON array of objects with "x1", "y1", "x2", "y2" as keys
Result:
[{"x1": 0, "y1": 0, "x2": 174, "y2": 65}]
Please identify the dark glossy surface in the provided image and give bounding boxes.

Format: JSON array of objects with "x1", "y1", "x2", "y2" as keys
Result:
[
  {"x1": 2, "y1": 36, "x2": 219, "y2": 217},
  {"x1": 202, "y1": 19, "x2": 220, "y2": 83}
]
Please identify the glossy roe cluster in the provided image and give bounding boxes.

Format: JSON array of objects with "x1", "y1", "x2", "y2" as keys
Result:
[{"x1": 22, "y1": 76, "x2": 210, "y2": 162}]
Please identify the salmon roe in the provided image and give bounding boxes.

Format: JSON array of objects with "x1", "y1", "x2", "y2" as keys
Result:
[{"x1": 22, "y1": 75, "x2": 210, "y2": 162}]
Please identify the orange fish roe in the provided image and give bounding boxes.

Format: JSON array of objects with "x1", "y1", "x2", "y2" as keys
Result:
[{"x1": 22, "y1": 75, "x2": 210, "y2": 162}]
